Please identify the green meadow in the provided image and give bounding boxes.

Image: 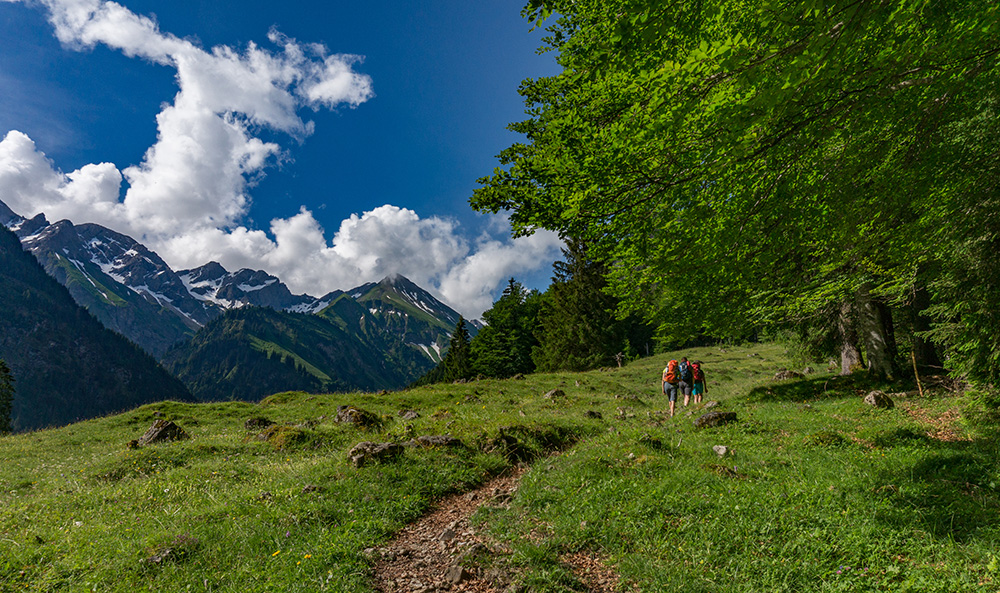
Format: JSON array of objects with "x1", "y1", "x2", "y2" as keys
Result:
[{"x1": 2, "y1": 343, "x2": 997, "y2": 592}]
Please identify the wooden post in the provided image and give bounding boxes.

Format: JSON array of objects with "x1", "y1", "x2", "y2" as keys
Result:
[{"x1": 911, "y1": 350, "x2": 924, "y2": 397}]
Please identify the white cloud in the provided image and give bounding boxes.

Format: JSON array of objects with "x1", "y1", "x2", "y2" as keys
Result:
[{"x1": 0, "y1": 0, "x2": 563, "y2": 317}]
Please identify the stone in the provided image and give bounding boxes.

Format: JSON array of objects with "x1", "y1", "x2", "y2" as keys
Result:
[
  {"x1": 438, "y1": 527, "x2": 457, "y2": 543},
  {"x1": 244, "y1": 416, "x2": 275, "y2": 431},
  {"x1": 703, "y1": 400, "x2": 720, "y2": 409},
  {"x1": 445, "y1": 565, "x2": 473, "y2": 584},
  {"x1": 863, "y1": 390, "x2": 895, "y2": 409},
  {"x1": 713, "y1": 445, "x2": 728, "y2": 457},
  {"x1": 336, "y1": 405, "x2": 382, "y2": 429},
  {"x1": 584, "y1": 410, "x2": 603, "y2": 419},
  {"x1": 773, "y1": 369, "x2": 805, "y2": 381},
  {"x1": 410, "y1": 435, "x2": 463, "y2": 448},
  {"x1": 543, "y1": 389, "x2": 565, "y2": 399},
  {"x1": 803, "y1": 366, "x2": 815, "y2": 375},
  {"x1": 137, "y1": 420, "x2": 188, "y2": 446},
  {"x1": 694, "y1": 411, "x2": 738, "y2": 429},
  {"x1": 398, "y1": 409, "x2": 421, "y2": 420},
  {"x1": 348, "y1": 442, "x2": 404, "y2": 468}
]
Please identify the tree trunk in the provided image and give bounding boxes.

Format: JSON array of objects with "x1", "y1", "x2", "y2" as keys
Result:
[
  {"x1": 856, "y1": 285, "x2": 899, "y2": 380},
  {"x1": 838, "y1": 300, "x2": 864, "y2": 375},
  {"x1": 909, "y1": 278, "x2": 943, "y2": 371}
]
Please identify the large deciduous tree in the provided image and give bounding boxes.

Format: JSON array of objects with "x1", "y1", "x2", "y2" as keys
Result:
[{"x1": 475, "y1": 0, "x2": 1000, "y2": 381}]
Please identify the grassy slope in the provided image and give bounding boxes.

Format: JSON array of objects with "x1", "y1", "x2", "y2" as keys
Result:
[{"x1": 1, "y1": 343, "x2": 997, "y2": 592}]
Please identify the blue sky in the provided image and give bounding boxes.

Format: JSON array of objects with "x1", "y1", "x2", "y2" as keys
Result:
[{"x1": 0, "y1": 0, "x2": 563, "y2": 317}]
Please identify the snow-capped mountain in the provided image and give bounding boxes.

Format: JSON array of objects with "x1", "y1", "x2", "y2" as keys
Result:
[
  {"x1": 0, "y1": 199, "x2": 467, "y2": 366},
  {"x1": 178, "y1": 262, "x2": 341, "y2": 314}
]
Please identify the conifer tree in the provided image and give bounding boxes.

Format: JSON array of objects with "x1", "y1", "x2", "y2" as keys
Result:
[
  {"x1": 471, "y1": 279, "x2": 542, "y2": 378},
  {"x1": 441, "y1": 317, "x2": 474, "y2": 382},
  {"x1": 0, "y1": 359, "x2": 14, "y2": 434},
  {"x1": 533, "y1": 239, "x2": 632, "y2": 372},
  {"x1": 413, "y1": 317, "x2": 475, "y2": 385}
]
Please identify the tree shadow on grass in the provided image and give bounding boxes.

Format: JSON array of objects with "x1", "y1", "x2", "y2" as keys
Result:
[
  {"x1": 745, "y1": 374, "x2": 915, "y2": 403},
  {"x1": 873, "y1": 438, "x2": 1000, "y2": 543}
]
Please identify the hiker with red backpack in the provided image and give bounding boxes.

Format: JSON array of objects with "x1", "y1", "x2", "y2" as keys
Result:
[
  {"x1": 691, "y1": 360, "x2": 708, "y2": 404},
  {"x1": 662, "y1": 359, "x2": 680, "y2": 417}
]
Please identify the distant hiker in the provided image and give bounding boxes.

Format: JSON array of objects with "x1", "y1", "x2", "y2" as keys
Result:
[
  {"x1": 691, "y1": 360, "x2": 707, "y2": 405},
  {"x1": 678, "y1": 356, "x2": 694, "y2": 407},
  {"x1": 662, "y1": 359, "x2": 680, "y2": 417}
]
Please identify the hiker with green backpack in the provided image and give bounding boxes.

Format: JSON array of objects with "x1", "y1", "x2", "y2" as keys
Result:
[
  {"x1": 678, "y1": 357, "x2": 694, "y2": 407},
  {"x1": 691, "y1": 360, "x2": 708, "y2": 405}
]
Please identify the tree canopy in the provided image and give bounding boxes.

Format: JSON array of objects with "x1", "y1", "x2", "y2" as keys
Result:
[{"x1": 474, "y1": 0, "x2": 1000, "y2": 382}]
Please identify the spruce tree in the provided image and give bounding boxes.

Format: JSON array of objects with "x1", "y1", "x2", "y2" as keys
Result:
[
  {"x1": 413, "y1": 317, "x2": 475, "y2": 385},
  {"x1": 441, "y1": 317, "x2": 474, "y2": 382},
  {"x1": 533, "y1": 238, "x2": 631, "y2": 372},
  {"x1": 471, "y1": 279, "x2": 541, "y2": 378},
  {"x1": 0, "y1": 359, "x2": 14, "y2": 434}
]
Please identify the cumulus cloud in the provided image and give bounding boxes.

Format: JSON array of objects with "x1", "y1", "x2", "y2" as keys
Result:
[{"x1": 0, "y1": 0, "x2": 562, "y2": 317}]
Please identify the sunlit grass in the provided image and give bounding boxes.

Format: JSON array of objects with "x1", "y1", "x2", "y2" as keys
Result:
[{"x1": 1, "y1": 343, "x2": 996, "y2": 591}]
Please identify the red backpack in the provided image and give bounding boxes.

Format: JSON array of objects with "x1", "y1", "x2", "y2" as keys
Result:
[
  {"x1": 692, "y1": 362, "x2": 704, "y2": 382},
  {"x1": 662, "y1": 360, "x2": 679, "y2": 383}
]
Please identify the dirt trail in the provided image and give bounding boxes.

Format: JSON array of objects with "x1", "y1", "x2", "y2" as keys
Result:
[{"x1": 370, "y1": 465, "x2": 620, "y2": 592}]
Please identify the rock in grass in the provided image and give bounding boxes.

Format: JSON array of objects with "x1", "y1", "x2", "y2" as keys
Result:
[
  {"x1": 863, "y1": 390, "x2": 895, "y2": 409},
  {"x1": 348, "y1": 441, "x2": 404, "y2": 468},
  {"x1": 408, "y1": 435, "x2": 463, "y2": 448},
  {"x1": 256, "y1": 425, "x2": 309, "y2": 450},
  {"x1": 244, "y1": 416, "x2": 275, "y2": 431},
  {"x1": 694, "y1": 411, "x2": 737, "y2": 429},
  {"x1": 398, "y1": 409, "x2": 421, "y2": 420},
  {"x1": 543, "y1": 389, "x2": 566, "y2": 399},
  {"x1": 773, "y1": 369, "x2": 805, "y2": 381},
  {"x1": 713, "y1": 445, "x2": 729, "y2": 456},
  {"x1": 137, "y1": 420, "x2": 189, "y2": 446},
  {"x1": 336, "y1": 405, "x2": 382, "y2": 429}
]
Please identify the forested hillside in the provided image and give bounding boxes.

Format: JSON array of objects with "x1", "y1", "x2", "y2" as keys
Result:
[{"x1": 0, "y1": 226, "x2": 192, "y2": 430}]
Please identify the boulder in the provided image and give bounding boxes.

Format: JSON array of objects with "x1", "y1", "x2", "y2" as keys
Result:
[
  {"x1": 543, "y1": 389, "x2": 565, "y2": 399},
  {"x1": 863, "y1": 390, "x2": 895, "y2": 409},
  {"x1": 694, "y1": 411, "x2": 738, "y2": 429},
  {"x1": 336, "y1": 405, "x2": 382, "y2": 429},
  {"x1": 398, "y1": 409, "x2": 421, "y2": 420},
  {"x1": 137, "y1": 420, "x2": 188, "y2": 446},
  {"x1": 348, "y1": 441, "x2": 404, "y2": 468}
]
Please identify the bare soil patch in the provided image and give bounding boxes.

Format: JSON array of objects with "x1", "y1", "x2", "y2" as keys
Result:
[{"x1": 371, "y1": 468, "x2": 524, "y2": 592}]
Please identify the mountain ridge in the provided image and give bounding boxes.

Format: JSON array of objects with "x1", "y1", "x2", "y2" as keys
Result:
[
  {"x1": 0, "y1": 199, "x2": 470, "y2": 363},
  {"x1": 0, "y1": 224, "x2": 193, "y2": 430}
]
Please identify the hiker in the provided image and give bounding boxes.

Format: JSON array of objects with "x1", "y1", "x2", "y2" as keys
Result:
[
  {"x1": 662, "y1": 359, "x2": 680, "y2": 417},
  {"x1": 691, "y1": 360, "x2": 707, "y2": 405},
  {"x1": 678, "y1": 356, "x2": 694, "y2": 407}
]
